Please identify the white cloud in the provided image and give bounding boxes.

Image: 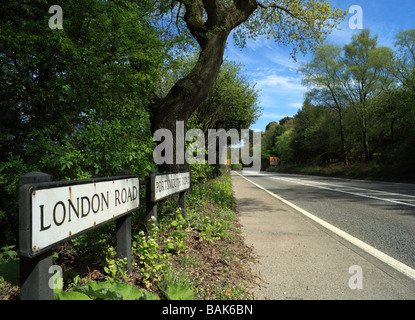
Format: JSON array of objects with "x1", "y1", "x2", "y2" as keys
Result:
[
  {"x1": 287, "y1": 102, "x2": 303, "y2": 109},
  {"x1": 265, "y1": 52, "x2": 299, "y2": 71},
  {"x1": 259, "y1": 95, "x2": 277, "y2": 109},
  {"x1": 247, "y1": 66, "x2": 285, "y2": 78},
  {"x1": 261, "y1": 112, "x2": 287, "y2": 120},
  {"x1": 246, "y1": 35, "x2": 273, "y2": 51},
  {"x1": 257, "y1": 74, "x2": 306, "y2": 93}
]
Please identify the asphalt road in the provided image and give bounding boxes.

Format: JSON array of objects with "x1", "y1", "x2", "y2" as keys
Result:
[{"x1": 239, "y1": 170, "x2": 415, "y2": 273}]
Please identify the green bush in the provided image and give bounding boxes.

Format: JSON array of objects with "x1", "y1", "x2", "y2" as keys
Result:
[
  {"x1": 230, "y1": 163, "x2": 243, "y2": 170},
  {"x1": 54, "y1": 280, "x2": 160, "y2": 300}
]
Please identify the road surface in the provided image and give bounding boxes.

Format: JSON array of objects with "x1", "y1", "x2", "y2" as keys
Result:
[{"x1": 236, "y1": 170, "x2": 415, "y2": 292}]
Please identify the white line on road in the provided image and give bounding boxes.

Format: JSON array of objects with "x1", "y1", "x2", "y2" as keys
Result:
[
  {"x1": 234, "y1": 171, "x2": 415, "y2": 282},
  {"x1": 244, "y1": 172, "x2": 415, "y2": 208}
]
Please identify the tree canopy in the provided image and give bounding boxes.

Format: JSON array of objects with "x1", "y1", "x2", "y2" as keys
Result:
[
  {"x1": 2, "y1": 0, "x2": 288, "y2": 245},
  {"x1": 0, "y1": 0, "x2": 167, "y2": 244},
  {"x1": 193, "y1": 60, "x2": 261, "y2": 134},
  {"x1": 148, "y1": 0, "x2": 346, "y2": 133},
  {"x1": 266, "y1": 28, "x2": 415, "y2": 179}
]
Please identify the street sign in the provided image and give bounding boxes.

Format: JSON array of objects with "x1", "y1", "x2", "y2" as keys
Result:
[
  {"x1": 21, "y1": 176, "x2": 139, "y2": 257},
  {"x1": 270, "y1": 157, "x2": 278, "y2": 165},
  {"x1": 151, "y1": 171, "x2": 191, "y2": 202}
]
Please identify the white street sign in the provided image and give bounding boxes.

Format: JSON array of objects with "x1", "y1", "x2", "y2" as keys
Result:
[
  {"x1": 30, "y1": 177, "x2": 139, "y2": 254},
  {"x1": 152, "y1": 172, "x2": 190, "y2": 202}
]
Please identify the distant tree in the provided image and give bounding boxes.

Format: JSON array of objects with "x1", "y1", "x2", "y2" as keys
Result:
[
  {"x1": 371, "y1": 89, "x2": 415, "y2": 165},
  {"x1": 290, "y1": 99, "x2": 339, "y2": 165},
  {"x1": 261, "y1": 121, "x2": 284, "y2": 167},
  {"x1": 298, "y1": 43, "x2": 350, "y2": 165},
  {"x1": 275, "y1": 130, "x2": 295, "y2": 165},
  {"x1": 392, "y1": 29, "x2": 415, "y2": 92},
  {"x1": 342, "y1": 29, "x2": 395, "y2": 161},
  {"x1": 149, "y1": 0, "x2": 346, "y2": 171}
]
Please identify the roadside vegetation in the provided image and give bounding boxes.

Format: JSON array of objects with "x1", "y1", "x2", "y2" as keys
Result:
[
  {"x1": 1, "y1": 1, "x2": 263, "y2": 300},
  {"x1": 261, "y1": 28, "x2": 415, "y2": 183},
  {"x1": 0, "y1": 168, "x2": 256, "y2": 300}
]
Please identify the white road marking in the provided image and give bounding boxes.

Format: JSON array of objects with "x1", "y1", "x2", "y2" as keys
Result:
[
  {"x1": 243, "y1": 172, "x2": 415, "y2": 208},
  {"x1": 234, "y1": 171, "x2": 415, "y2": 282}
]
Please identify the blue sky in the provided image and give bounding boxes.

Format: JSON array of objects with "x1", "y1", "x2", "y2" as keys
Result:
[{"x1": 224, "y1": 0, "x2": 415, "y2": 132}]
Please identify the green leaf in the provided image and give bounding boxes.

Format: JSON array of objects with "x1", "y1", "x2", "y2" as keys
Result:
[
  {"x1": 54, "y1": 289, "x2": 92, "y2": 300},
  {"x1": 72, "y1": 280, "x2": 160, "y2": 300},
  {"x1": 73, "y1": 281, "x2": 119, "y2": 300},
  {"x1": 164, "y1": 284, "x2": 195, "y2": 300},
  {"x1": 139, "y1": 290, "x2": 160, "y2": 300},
  {"x1": 119, "y1": 282, "x2": 159, "y2": 300},
  {"x1": 0, "y1": 259, "x2": 19, "y2": 286}
]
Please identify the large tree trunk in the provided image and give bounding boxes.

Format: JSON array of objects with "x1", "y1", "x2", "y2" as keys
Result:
[
  {"x1": 149, "y1": 31, "x2": 229, "y2": 133},
  {"x1": 148, "y1": 0, "x2": 257, "y2": 172},
  {"x1": 149, "y1": 31, "x2": 230, "y2": 172}
]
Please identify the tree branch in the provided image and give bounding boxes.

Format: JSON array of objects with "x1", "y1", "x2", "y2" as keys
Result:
[
  {"x1": 229, "y1": 0, "x2": 258, "y2": 28},
  {"x1": 182, "y1": 0, "x2": 205, "y2": 44},
  {"x1": 202, "y1": 0, "x2": 223, "y2": 24},
  {"x1": 256, "y1": 2, "x2": 299, "y2": 20}
]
